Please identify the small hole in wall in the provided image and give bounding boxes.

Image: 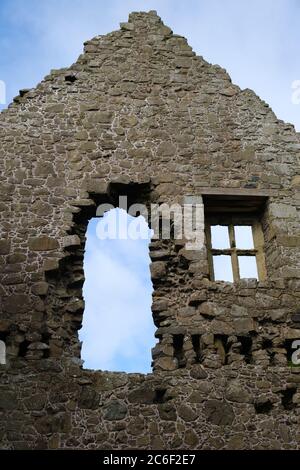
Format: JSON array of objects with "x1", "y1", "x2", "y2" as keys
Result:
[
  {"x1": 18, "y1": 340, "x2": 30, "y2": 358},
  {"x1": 262, "y1": 338, "x2": 273, "y2": 349},
  {"x1": 173, "y1": 334, "x2": 186, "y2": 368},
  {"x1": 79, "y1": 209, "x2": 156, "y2": 373},
  {"x1": 65, "y1": 75, "x2": 77, "y2": 83},
  {"x1": 281, "y1": 387, "x2": 297, "y2": 410},
  {"x1": 191, "y1": 335, "x2": 202, "y2": 363},
  {"x1": 43, "y1": 349, "x2": 50, "y2": 359},
  {"x1": 254, "y1": 400, "x2": 273, "y2": 414},
  {"x1": 238, "y1": 336, "x2": 253, "y2": 364},
  {"x1": 0, "y1": 332, "x2": 8, "y2": 341},
  {"x1": 153, "y1": 389, "x2": 167, "y2": 403}
]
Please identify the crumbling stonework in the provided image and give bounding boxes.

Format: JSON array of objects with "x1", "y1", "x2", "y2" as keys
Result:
[{"x1": 0, "y1": 11, "x2": 300, "y2": 449}]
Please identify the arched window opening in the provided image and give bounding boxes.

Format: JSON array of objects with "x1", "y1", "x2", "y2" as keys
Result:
[{"x1": 79, "y1": 208, "x2": 155, "y2": 373}]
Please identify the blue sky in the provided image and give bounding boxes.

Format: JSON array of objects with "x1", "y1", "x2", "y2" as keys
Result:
[
  {"x1": 0, "y1": 0, "x2": 299, "y2": 372},
  {"x1": 81, "y1": 212, "x2": 155, "y2": 373}
]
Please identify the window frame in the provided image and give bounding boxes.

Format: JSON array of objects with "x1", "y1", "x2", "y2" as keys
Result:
[{"x1": 205, "y1": 215, "x2": 267, "y2": 282}]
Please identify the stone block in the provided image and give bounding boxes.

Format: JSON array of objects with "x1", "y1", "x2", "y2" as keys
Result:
[
  {"x1": 150, "y1": 261, "x2": 167, "y2": 280},
  {"x1": 0, "y1": 240, "x2": 10, "y2": 255},
  {"x1": 233, "y1": 318, "x2": 255, "y2": 334},
  {"x1": 103, "y1": 400, "x2": 127, "y2": 420},
  {"x1": 225, "y1": 382, "x2": 252, "y2": 403},
  {"x1": 3, "y1": 294, "x2": 30, "y2": 314},
  {"x1": 29, "y1": 236, "x2": 59, "y2": 251},
  {"x1": 204, "y1": 400, "x2": 234, "y2": 425},
  {"x1": 269, "y1": 203, "x2": 297, "y2": 219},
  {"x1": 31, "y1": 282, "x2": 49, "y2": 296}
]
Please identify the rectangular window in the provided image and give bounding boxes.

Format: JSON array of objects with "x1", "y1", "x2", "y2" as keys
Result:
[
  {"x1": 201, "y1": 191, "x2": 270, "y2": 283},
  {"x1": 205, "y1": 220, "x2": 266, "y2": 282}
]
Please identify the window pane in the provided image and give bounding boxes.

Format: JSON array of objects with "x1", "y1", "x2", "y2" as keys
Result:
[
  {"x1": 213, "y1": 255, "x2": 233, "y2": 282},
  {"x1": 238, "y1": 256, "x2": 258, "y2": 279},
  {"x1": 235, "y1": 226, "x2": 254, "y2": 249},
  {"x1": 211, "y1": 225, "x2": 230, "y2": 249}
]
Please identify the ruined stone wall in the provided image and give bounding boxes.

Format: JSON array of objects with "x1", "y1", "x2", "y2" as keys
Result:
[{"x1": 0, "y1": 11, "x2": 299, "y2": 449}]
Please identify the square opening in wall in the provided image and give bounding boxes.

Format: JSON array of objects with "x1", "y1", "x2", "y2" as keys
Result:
[
  {"x1": 238, "y1": 256, "x2": 258, "y2": 279},
  {"x1": 212, "y1": 255, "x2": 233, "y2": 282},
  {"x1": 211, "y1": 225, "x2": 230, "y2": 249},
  {"x1": 235, "y1": 226, "x2": 254, "y2": 249}
]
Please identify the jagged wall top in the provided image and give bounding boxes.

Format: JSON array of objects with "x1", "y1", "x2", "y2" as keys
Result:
[{"x1": 1, "y1": 8, "x2": 297, "y2": 137}]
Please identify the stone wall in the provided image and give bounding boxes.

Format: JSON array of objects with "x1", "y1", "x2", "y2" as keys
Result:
[{"x1": 0, "y1": 11, "x2": 299, "y2": 449}]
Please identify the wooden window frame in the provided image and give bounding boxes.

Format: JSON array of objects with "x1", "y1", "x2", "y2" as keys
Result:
[{"x1": 205, "y1": 216, "x2": 267, "y2": 282}]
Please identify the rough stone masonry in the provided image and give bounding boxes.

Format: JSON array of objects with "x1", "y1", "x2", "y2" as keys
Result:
[{"x1": 0, "y1": 10, "x2": 300, "y2": 449}]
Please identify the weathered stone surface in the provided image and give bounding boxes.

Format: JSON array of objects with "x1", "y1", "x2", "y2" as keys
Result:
[
  {"x1": 231, "y1": 305, "x2": 248, "y2": 317},
  {"x1": 3, "y1": 294, "x2": 30, "y2": 313},
  {"x1": 204, "y1": 400, "x2": 234, "y2": 426},
  {"x1": 29, "y1": 236, "x2": 59, "y2": 251},
  {"x1": 103, "y1": 400, "x2": 127, "y2": 420},
  {"x1": 85, "y1": 179, "x2": 108, "y2": 194},
  {"x1": 35, "y1": 412, "x2": 71, "y2": 434},
  {"x1": 0, "y1": 391, "x2": 18, "y2": 410},
  {"x1": 156, "y1": 357, "x2": 177, "y2": 371},
  {"x1": 233, "y1": 318, "x2": 255, "y2": 334},
  {"x1": 43, "y1": 258, "x2": 60, "y2": 271},
  {"x1": 62, "y1": 235, "x2": 81, "y2": 248},
  {"x1": 24, "y1": 394, "x2": 47, "y2": 410},
  {"x1": 128, "y1": 386, "x2": 156, "y2": 404},
  {"x1": 157, "y1": 142, "x2": 176, "y2": 157},
  {"x1": 31, "y1": 282, "x2": 49, "y2": 296},
  {"x1": 190, "y1": 364, "x2": 208, "y2": 380},
  {"x1": 269, "y1": 203, "x2": 297, "y2": 218},
  {"x1": 184, "y1": 429, "x2": 199, "y2": 447},
  {"x1": 282, "y1": 327, "x2": 300, "y2": 339},
  {"x1": 78, "y1": 387, "x2": 99, "y2": 409},
  {"x1": 119, "y1": 115, "x2": 138, "y2": 127},
  {"x1": 150, "y1": 261, "x2": 167, "y2": 280},
  {"x1": 96, "y1": 373, "x2": 128, "y2": 392},
  {"x1": 152, "y1": 299, "x2": 169, "y2": 312},
  {"x1": 0, "y1": 240, "x2": 10, "y2": 255},
  {"x1": 178, "y1": 306, "x2": 196, "y2": 317},
  {"x1": 199, "y1": 302, "x2": 226, "y2": 317},
  {"x1": 232, "y1": 146, "x2": 256, "y2": 161},
  {"x1": 120, "y1": 22, "x2": 134, "y2": 31},
  {"x1": 188, "y1": 291, "x2": 207, "y2": 305},
  {"x1": 7, "y1": 253, "x2": 26, "y2": 264},
  {"x1": 87, "y1": 111, "x2": 113, "y2": 123},
  {"x1": 270, "y1": 309, "x2": 287, "y2": 322},
  {"x1": 177, "y1": 404, "x2": 197, "y2": 422},
  {"x1": 225, "y1": 382, "x2": 252, "y2": 403},
  {"x1": 45, "y1": 104, "x2": 64, "y2": 113},
  {"x1": 291, "y1": 175, "x2": 300, "y2": 188},
  {"x1": 34, "y1": 162, "x2": 56, "y2": 177},
  {"x1": 158, "y1": 403, "x2": 177, "y2": 421}
]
